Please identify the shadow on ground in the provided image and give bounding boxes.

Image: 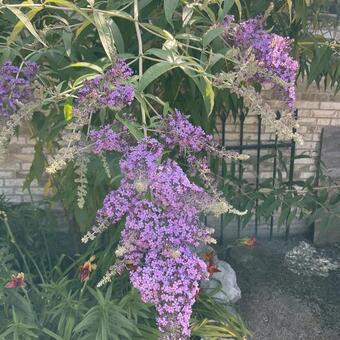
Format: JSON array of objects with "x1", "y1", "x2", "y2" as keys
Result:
[{"x1": 222, "y1": 238, "x2": 340, "y2": 340}]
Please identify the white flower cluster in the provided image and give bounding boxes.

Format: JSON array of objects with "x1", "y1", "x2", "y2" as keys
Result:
[
  {"x1": 81, "y1": 218, "x2": 111, "y2": 244},
  {"x1": 214, "y1": 52, "x2": 303, "y2": 144},
  {"x1": 74, "y1": 156, "x2": 89, "y2": 209}
]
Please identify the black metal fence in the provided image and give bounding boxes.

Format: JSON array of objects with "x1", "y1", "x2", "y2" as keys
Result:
[{"x1": 216, "y1": 110, "x2": 298, "y2": 243}]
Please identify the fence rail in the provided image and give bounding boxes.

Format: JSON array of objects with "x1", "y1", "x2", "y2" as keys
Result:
[{"x1": 216, "y1": 110, "x2": 298, "y2": 243}]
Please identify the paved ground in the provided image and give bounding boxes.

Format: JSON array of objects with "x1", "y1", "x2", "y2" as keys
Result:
[{"x1": 222, "y1": 238, "x2": 340, "y2": 340}]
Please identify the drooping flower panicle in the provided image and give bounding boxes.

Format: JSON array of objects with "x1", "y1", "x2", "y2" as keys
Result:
[
  {"x1": 0, "y1": 61, "x2": 39, "y2": 118},
  {"x1": 46, "y1": 59, "x2": 135, "y2": 174},
  {"x1": 82, "y1": 109, "x2": 248, "y2": 338},
  {"x1": 222, "y1": 16, "x2": 299, "y2": 110},
  {"x1": 77, "y1": 60, "x2": 135, "y2": 115}
]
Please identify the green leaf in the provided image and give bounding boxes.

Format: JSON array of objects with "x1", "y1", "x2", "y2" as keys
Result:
[
  {"x1": 64, "y1": 98, "x2": 73, "y2": 122},
  {"x1": 23, "y1": 142, "x2": 45, "y2": 190},
  {"x1": 140, "y1": 23, "x2": 174, "y2": 40},
  {"x1": 7, "y1": 7, "x2": 47, "y2": 47},
  {"x1": 45, "y1": 0, "x2": 93, "y2": 21},
  {"x1": 101, "y1": 9, "x2": 133, "y2": 21},
  {"x1": 115, "y1": 113, "x2": 144, "y2": 141},
  {"x1": 138, "y1": 61, "x2": 177, "y2": 92},
  {"x1": 62, "y1": 28, "x2": 73, "y2": 57},
  {"x1": 7, "y1": 6, "x2": 43, "y2": 45},
  {"x1": 203, "y1": 27, "x2": 224, "y2": 49},
  {"x1": 308, "y1": 47, "x2": 332, "y2": 85},
  {"x1": 278, "y1": 206, "x2": 290, "y2": 226},
  {"x1": 223, "y1": 0, "x2": 235, "y2": 16},
  {"x1": 287, "y1": 0, "x2": 293, "y2": 22},
  {"x1": 145, "y1": 47, "x2": 175, "y2": 60},
  {"x1": 75, "y1": 19, "x2": 92, "y2": 38},
  {"x1": 235, "y1": 0, "x2": 242, "y2": 17},
  {"x1": 182, "y1": 5, "x2": 194, "y2": 26},
  {"x1": 200, "y1": 76, "x2": 215, "y2": 116},
  {"x1": 62, "y1": 62, "x2": 104, "y2": 74},
  {"x1": 110, "y1": 19, "x2": 125, "y2": 53},
  {"x1": 93, "y1": 11, "x2": 116, "y2": 63},
  {"x1": 164, "y1": 0, "x2": 179, "y2": 28},
  {"x1": 41, "y1": 328, "x2": 64, "y2": 340},
  {"x1": 182, "y1": 68, "x2": 215, "y2": 116}
]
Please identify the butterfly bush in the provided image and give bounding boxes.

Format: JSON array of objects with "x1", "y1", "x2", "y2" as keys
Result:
[
  {"x1": 0, "y1": 61, "x2": 42, "y2": 158},
  {"x1": 217, "y1": 16, "x2": 302, "y2": 144},
  {"x1": 223, "y1": 15, "x2": 298, "y2": 110},
  {"x1": 46, "y1": 60, "x2": 135, "y2": 174},
  {"x1": 0, "y1": 61, "x2": 39, "y2": 118},
  {"x1": 0, "y1": 40, "x2": 298, "y2": 337},
  {"x1": 82, "y1": 108, "x2": 246, "y2": 338}
]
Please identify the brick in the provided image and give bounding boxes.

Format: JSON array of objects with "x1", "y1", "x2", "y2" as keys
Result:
[
  {"x1": 331, "y1": 120, "x2": 340, "y2": 126},
  {"x1": 7, "y1": 196, "x2": 23, "y2": 203},
  {"x1": 299, "y1": 172, "x2": 315, "y2": 179},
  {"x1": 0, "y1": 171, "x2": 14, "y2": 178},
  {"x1": 21, "y1": 163, "x2": 32, "y2": 171},
  {"x1": 320, "y1": 102, "x2": 340, "y2": 110},
  {"x1": 28, "y1": 187, "x2": 43, "y2": 195},
  {"x1": 0, "y1": 162, "x2": 21, "y2": 171},
  {"x1": 21, "y1": 146, "x2": 35, "y2": 154},
  {"x1": 297, "y1": 109, "x2": 312, "y2": 118},
  {"x1": 294, "y1": 158, "x2": 314, "y2": 165},
  {"x1": 5, "y1": 179, "x2": 25, "y2": 187},
  {"x1": 10, "y1": 136, "x2": 26, "y2": 145},
  {"x1": 312, "y1": 110, "x2": 337, "y2": 118},
  {"x1": 298, "y1": 118, "x2": 315, "y2": 125},
  {"x1": 312, "y1": 134, "x2": 321, "y2": 142},
  {"x1": 296, "y1": 101, "x2": 320, "y2": 109},
  {"x1": 0, "y1": 187, "x2": 14, "y2": 194},
  {"x1": 317, "y1": 118, "x2": 331, "y2": 125}
]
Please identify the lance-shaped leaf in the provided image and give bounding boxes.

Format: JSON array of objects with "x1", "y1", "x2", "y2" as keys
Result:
[
  {"x1": 182, "y1": 67, "x2": 215, "y2": 116},
  {"x1": 44, "y1": 0, "x2": 93, "y2": 21},
  {"x1": 164, "y1": 0, "x2": 179, "y2": 28},
  {"x1": 93, "y1": 11, "x2": 116, "y2": 63},
  {"x1": 62, "y1": 62, "x2": 104, "y2": 74},
  {"x1": 7, "y1": 7, "x2": 47, "y2": 47},
  {"x1": 203, "y1": 27, "x2": 224, "y2": 49},
  {"x1": 116, "y1": 112, "x2": 144, "y2": 141},
  {"x1": 138, "y1": 61, "x2": 178, "y2": 92},
  {"x1": 7, "y1": 6, "x2": 43, "y2": 45},
  {"x1": 64, "y1": 97, "x2": 73, "y2": 122}
]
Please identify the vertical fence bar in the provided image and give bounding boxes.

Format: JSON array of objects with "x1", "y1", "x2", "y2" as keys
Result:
[
  {"x1": 237, "y1": 111, "x2": 245, "y2": 238},
  {"x1": 310, "y1": 127, "x2": 324, "y2": 242},
  {"x1": 220, "y1": 112, "x2": 227, "y2": 245},
  {"x1": 255, "y1": 115, "x2": 262, "y2": 238},
  {"x1": 285, "y1": 110, "x2": 298, "y2": 240},
  {"x1": 269, "y1": 112, "x2": 281, "y2": 240}
]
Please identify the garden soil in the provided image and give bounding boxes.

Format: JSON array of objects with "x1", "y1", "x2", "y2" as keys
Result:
[{"x1": 223, "y1": 238, "x2": 340, "y2": 340}]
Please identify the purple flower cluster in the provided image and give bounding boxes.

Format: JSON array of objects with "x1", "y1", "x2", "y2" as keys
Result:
[
  {"x1": 82, "y1": 111, "x2": 239, "y2": 337},
  {"x1": 0, "y1": 61, "x2": 39, "y2": 117},
  {"x1": 77, "y1": 59, "x2": 135, "y2": 114},
  {"x1": 223, "y1": 16, "x2": 299, "y2": 110},
  {"x1": 130, "y1": 247, "x2": 206, "y2": 337},
  {"x1": 89, "y1": 123, "x2": 132, "y2": 154},
  {"x1": 91, "y1": 136, "x2": 213, "y2": 337},
  {"x1": 160, "y1": 110, "x2": 213, "y2": 153}
]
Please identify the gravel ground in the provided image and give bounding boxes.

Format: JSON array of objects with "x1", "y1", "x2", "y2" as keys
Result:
[{"x1": 223, "y1": 238, "x2": 340, "y2": 340}]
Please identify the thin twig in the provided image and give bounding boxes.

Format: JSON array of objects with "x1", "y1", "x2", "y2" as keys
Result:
[{"x1": 133, "y1": 0, "x2": 147, "y2": 137}]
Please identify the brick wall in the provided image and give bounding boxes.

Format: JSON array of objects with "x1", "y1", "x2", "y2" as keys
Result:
[
  {"x1": 214, "y1": 81, "x2": 340, "y2": 183},
  {"x1": 295, "y1": 83, "x2": 340, "y2": 180},
  {"x1": 1, "y1": 81, "x2": 340, "y2": 207},
  {"x1": 0, "y1": 125, "x2": 44, "y2": 203},
  {"x1": 209, "y1": 81, "x2": 340, "y2": 240}
]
